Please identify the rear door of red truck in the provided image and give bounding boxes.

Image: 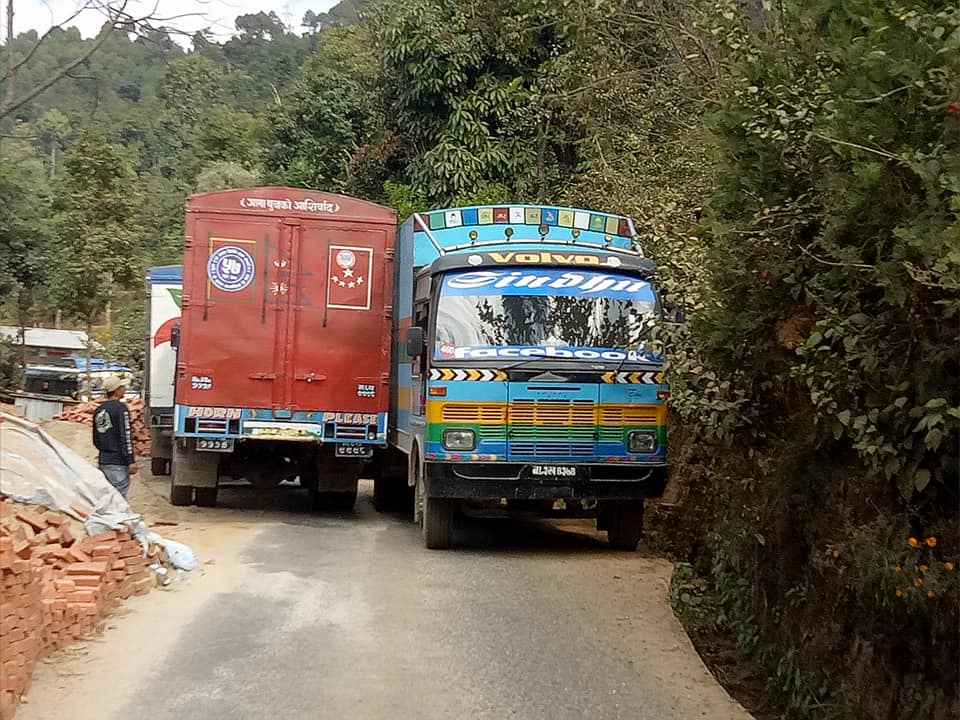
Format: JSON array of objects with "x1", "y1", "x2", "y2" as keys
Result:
[{"x1": 176, "y1": 188, "x2": 395, "y2": 441}]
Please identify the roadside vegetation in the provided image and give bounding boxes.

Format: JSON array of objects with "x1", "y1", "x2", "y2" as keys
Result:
[{"x1": 1, "y1": 1, "x2": 956, "y2": 717}]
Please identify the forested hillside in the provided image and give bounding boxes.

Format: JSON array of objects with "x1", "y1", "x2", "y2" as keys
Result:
[{"x1": 1, "y1": 2, "x2": 957, "y2": 718}]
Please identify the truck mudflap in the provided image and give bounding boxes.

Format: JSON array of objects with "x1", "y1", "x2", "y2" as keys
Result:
[{"x1": 425, "y1": 462, "x2": 668, "y2": 501}]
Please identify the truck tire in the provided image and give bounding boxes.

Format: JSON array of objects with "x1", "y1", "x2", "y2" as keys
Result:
[
  {"x1": 315, "y1": 462, "x2": 359, "y2": 512},
  {"x1": 607, "y1": 501, "x2": 644, "y2": 551},
  {"x1": 194, "y1": 487, "x2": 218, "y2": 508},
  {"x1": 171, "y1": 443, "x2": 219, "y2": 507},
  {"x1": 423, "y1": 495, "x2": 454, "y2": 549},
  {"x1": 151, "y1": 457, "x2": 170, "y2": 476},
  {"x1": 169, "y1": 484, "x2": 194, "y2": 506}
]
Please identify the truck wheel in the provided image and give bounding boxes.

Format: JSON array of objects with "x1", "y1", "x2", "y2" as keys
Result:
[
  {"x1": 607, "y1": 501, "x2": 644, "y2": 551},
  {"x1": 169, "y1": 484, "x2": 194, "y2": 506},
  {"x1": 423, "y1": 495, "x2": 454, "y2": 549},
  {"x1": 151, "y1": 457, "x2": 170, "y2": 476},
  {"x1": 194, "y1": 487, "x2": 218, "y2": 508}
]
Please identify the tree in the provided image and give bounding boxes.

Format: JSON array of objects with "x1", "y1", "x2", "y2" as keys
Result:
[
  {"x1": 264, "y1": 25, "x2": 381, "y2": 190},
  {"x1": 194, "y1": 161, "x2": 260, "y2": 193},
  {"x1": 1, "y1": 0, "x2": 196, "y2": 120},
  {"x1": 35, "y1": 108, "x2": 71, "y2": 176},
  {"x1": 222, "y1": 11, "x2": 307, "y2": 109},
  {"x1": 0, "y1": 136, "x2": 52, "y2": 372},
  {"x1": 49, "y1": 125, "x2": 141, "y2": 341}
]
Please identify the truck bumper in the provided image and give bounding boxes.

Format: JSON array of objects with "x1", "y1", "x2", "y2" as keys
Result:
[{"x1": 425, "y1": 462, "x2": 668, "y2": 501}]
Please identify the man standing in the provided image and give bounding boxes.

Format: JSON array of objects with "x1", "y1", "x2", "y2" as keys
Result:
[{"x1": 92, "y1": 375, "x2": 138, "y2": 497}]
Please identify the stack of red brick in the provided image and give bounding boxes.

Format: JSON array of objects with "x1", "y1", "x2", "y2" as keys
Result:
[
  {"x1": 53, "y1": 397, "x2": 151, "y2": 457},
  {"x1": 0, "y1": 501, "x2": 157, "y2": 720}
]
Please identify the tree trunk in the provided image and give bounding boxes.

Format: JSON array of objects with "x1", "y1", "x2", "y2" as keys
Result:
[
  {"x1": 4, "y1": 0, "x2": 14, "y2": 112},
  {"x1": 16, "y1": 286, "x2": 27, "y2": 389},
  {"x1": 85, "y1": 318, "x2": 93, "y2": 401}
]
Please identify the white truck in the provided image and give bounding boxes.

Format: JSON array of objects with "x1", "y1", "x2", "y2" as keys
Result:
[{"x1": 144, "y1": 266, "x2": 183, "y2": 475}]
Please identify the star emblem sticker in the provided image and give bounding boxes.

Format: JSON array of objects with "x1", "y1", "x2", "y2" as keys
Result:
[{"x1": 343, "y1": 268, "x2": 354, "y2": 278}]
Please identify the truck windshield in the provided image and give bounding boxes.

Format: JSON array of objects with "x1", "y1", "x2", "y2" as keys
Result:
[{"x1": 434, "y1": 267, "x2": 660, "y2": 362}]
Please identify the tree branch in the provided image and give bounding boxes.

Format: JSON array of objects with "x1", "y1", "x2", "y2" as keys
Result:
[
  {"x1": 798, "y1": 244, "x2": 874, "y2": 271},
  {"x1": 811, "y1": 133, "x2": 904, "y2": 163},
  {"x1": 845, "y1": 85, "x2": 912, "y2": 104},
  {"x1": 3, "y1": 3, "x2": 90, "y2": 81},
  {"x1": 0, "y1": 30, "x2": 112, "y2": 118},
  {"x1": 1, "y1": 0, "x2": 206, "y2": 120}
]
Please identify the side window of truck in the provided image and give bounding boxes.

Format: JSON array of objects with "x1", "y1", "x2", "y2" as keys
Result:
[{"x1": 414, "y1": 305, "x2": 429, "y2": 414}]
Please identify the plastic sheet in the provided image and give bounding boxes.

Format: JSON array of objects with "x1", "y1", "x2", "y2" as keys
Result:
[{"x1": 0, "y1": 412, "x2": 195, "y2": 570}]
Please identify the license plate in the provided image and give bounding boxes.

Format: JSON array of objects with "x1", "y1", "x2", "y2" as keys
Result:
[
  {"x1": 196, "y1": 438, "x2": 234, "y2": 453},
  {"x1": 335, "y1": 443, "x2": 373, "y2": 459},
  {"x1": 527, "y1": 465, "x2": 581, "y2": 480}
]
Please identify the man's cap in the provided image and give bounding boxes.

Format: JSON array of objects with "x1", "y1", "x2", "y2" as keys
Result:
[{"x1": 101, "y1": 375, "x2": 127, "y2": 394}]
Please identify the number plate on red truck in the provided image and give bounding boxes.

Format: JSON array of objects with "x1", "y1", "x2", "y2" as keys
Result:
[{"x1": 335, "y1": 443, "x2": 373, "y2": 458}]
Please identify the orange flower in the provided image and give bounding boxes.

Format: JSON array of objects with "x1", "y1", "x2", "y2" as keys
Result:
[
  {"x1": 914, "y1": 577, "x2": 924, "y2": 587},
  {"x1": 907, "y1": 537, "x2": 919, "y2": 548},
  {"x1": 927, "y1": 591, "x2": 935, "y2": 599},
  {"x1": 832, "y1": 550, "x2": 840, "y2": 559},
  {"x1": 895, "y1": 589, "x2": 903, "y2": 598},
  {"x1": 945, "y1": 562, "x2": 955, "y2": 572},
  {"x1": 926, "y1": 537, "x2": 937, "y2": 548},
  {"x1": 920, "y1": 565, "x2": 929, "y2": 573},
  {"x1": 895, "y1": 566, "x2": 903, "y2": 573}
]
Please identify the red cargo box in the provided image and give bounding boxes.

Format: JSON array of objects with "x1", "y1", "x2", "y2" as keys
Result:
[{"x1": 176, "y1": 188, "x2": 396, "y2": 417}]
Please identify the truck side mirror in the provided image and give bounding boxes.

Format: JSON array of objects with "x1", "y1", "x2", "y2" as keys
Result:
[
  {"x1": 658, "y1": 291, "x2": 684, "y2": 324},
  {"x1": 171, "y1": 322, "x2": 181, "y2": 350},
  {"x1": 405, "y1": 327, "x2": 424, "y2": 358}
]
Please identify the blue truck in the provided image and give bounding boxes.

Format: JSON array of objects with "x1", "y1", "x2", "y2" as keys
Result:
[{"x1": 376, "y1": 204, "x2": 670, "y2": 549}]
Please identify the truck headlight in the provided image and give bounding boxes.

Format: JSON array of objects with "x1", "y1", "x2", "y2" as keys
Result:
[
  {"x1": 442, "y1": 428, "x2": 476, "y2": 451},
  {"x1": 627, "y1": 431, "x2": 657, "y2": 453}
]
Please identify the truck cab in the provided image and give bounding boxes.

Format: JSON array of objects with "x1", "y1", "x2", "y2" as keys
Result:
[{"x1": 382, "y1": 205, "x2": 669, "y2": 549}]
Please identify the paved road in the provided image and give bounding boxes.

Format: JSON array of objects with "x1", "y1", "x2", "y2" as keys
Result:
[{"x1": 22, "y1": 482, "x2": 752, "y2": 720}]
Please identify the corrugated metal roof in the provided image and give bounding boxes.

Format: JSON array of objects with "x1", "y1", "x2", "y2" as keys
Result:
[
  {"x1": 146, "y1": 265, "x2": 183, "y2": 284},
  {"x1": 0, "y1": 326, "x2": 90, "y2": 350}
]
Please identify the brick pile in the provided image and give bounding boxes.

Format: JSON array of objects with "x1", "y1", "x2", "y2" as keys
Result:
[
  {"x1": 0, "y1": 500, "x2": 159, "y2": 720},
  {"x1": 53, "y1": 397, "x2": 151, "y2": 457}
]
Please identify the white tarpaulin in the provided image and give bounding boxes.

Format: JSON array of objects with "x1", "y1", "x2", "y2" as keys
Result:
[
  {"x1": 0, "y1": 413, "x2": 198, "y2": 571},
  {"x1": 0, "y1": 412, "x2": 146, "y2": 539}
]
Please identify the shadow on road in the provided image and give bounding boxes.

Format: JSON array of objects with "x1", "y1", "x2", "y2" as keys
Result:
[{"x1": 142, "y1": 475, "x2": 643, "y2": 555}]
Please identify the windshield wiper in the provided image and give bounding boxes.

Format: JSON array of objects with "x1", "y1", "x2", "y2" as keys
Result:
[{"x1": 498, "y1": 355, "x2": 569, "y2": 372}]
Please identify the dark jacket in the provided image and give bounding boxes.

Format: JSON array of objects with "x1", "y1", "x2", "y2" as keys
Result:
[{"x1": 92, "y1": 399, "x2": 135, "y2": 466}]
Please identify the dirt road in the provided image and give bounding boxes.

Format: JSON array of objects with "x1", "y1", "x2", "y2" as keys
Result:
[{"x1": 17, "y1": 475, "x2": 752, "y2": 720}]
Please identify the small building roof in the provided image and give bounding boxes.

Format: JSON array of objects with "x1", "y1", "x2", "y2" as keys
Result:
[{"x1": 0, "y1": 326, "x2": 90, "y2": 351}]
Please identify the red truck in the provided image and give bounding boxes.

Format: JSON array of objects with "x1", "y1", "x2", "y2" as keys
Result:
[{"x1": 168, "y1": 187, "x2": 396, "y2": 509}]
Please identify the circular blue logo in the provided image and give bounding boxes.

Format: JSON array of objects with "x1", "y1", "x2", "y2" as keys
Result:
[{"x1": 207, "y1": 246, "x2": 255, "y2": 292}]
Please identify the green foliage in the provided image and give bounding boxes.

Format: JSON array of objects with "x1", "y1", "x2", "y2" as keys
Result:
[
  {"x1": 102, "y1": 298, "x2": 147, "y2": 372},
  {"x1": 49, "y1": 125, "x2": 142, "y2": 326},
  {"x1": 825, "y1": 516, "x2": 960, "y2": 620},
  {"x1": 0, "y1": 335, "x2": 23, "y2": 390},
  {"x1": 693, "y1": 0, "x2": 959, "y2": 500},
  {"x1": 194, "y1": 162, "x2": 261, "y2": 194},
  {"x1": 382, "y1": 181, "x2": 428, "y2": 222},
  {"x1": 2, "y1": 2, "x2": 957, "y2": 716},
  {"x1": 264, "y1": 26, "x2": 382, "y2": 190}
]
